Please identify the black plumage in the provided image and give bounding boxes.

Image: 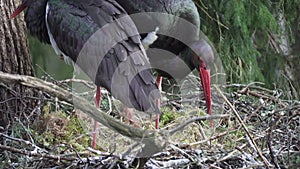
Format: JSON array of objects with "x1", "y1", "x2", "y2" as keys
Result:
[
  {"x1": 13, "y1": 0, "x2": 161, "y2": 114},
  {"x1": 116, "y1": 0, "x2": 214, "y2": 78},
  {"x1": 115, "y1": 0, "x2": 214, "y2": 117},
  {"x1": 11, "y1": 0, "x2": 213, "y2": 126}
]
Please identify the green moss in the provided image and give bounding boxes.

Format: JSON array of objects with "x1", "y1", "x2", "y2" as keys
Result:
[
  {"x1": 33, "y1": 102, "x2": 90, "y2": 151},
  {"x1": 160, "y1": 107, "x2": 179, "y2": 125}
]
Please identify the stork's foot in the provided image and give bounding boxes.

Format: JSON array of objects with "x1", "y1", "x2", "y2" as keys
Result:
[{"x1": 125, "y1": 107, "x2": 141, "y2": 128}]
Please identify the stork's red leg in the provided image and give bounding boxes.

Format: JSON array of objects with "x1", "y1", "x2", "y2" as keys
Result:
[
  {"x1": 92, "y1": 86, "x2": 101, "y2": 148},
  {"x1": 156, "y1": 76, "x2": 162, "y2": 107},
  {"x1": 199, "y1": 64, "x2": 213, "y2": 126},
  {"x1": 125, "y1": 75, "x2": 162, "y2": 129},
  {"x1": 155, "y1": 113, "x2": 160, "y2": 129},
  {"x1": 155, "y1": 76, "x2": 162, "y2": 129},
  {"x1": 125, "y1": 107, "x2": 132, "y2": 125}
]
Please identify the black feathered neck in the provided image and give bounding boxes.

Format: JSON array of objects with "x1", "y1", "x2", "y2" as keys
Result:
[{"x1": 25, "y1": 0, "x2": 50, "y2": 44}]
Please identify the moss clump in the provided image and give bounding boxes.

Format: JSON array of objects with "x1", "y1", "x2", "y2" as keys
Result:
[
  {"x1": 160, "y1": 107, "x2": 179, "y2": 126},
  {"x1": 33, "y1": 102, "x2": 90, "y2": 151}
]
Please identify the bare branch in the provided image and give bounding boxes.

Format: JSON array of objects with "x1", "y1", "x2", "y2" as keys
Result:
[
  {"x1": 168, "y1": 114, "x2": 230, "y2": 135},
  {"x1": 0, "y1": 71, "x2": 166, "y2": 156}
]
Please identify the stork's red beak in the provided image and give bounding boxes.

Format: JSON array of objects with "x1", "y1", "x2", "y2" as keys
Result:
[
  {"x1": 10, "y1": 2, "x2": 27, "y2": 19},
  {"x1": 199, "y1": 63, "x2": 212, "y2": 126}
]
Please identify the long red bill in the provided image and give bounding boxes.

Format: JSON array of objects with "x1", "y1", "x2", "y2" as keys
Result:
[
  {"x1": 10, "y1": 3, "x2": 27, "y2": 19},
  {"x1": 199, "y1": 64, "x2": 213, "y2": 126}
]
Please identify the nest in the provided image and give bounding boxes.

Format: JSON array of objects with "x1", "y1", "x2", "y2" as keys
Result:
[{"x1": 0, "y1": 77, "x2": 299, "y2": 168}]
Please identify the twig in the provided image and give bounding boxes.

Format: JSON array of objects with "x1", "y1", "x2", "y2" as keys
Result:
[
  {"x1": 169, "y1": 144, "x2": 196, "y2": 163},
  {"x1": 239, "y1": 90, "x2": 286, "y2": 107},
  {"x1": 168, "y1": 114, "x2": 231, "y2": 135},
  {"x1": 86, "y1": 147, "x2": 112, "y2": 156},
  {"x1": 0, "y1": 144, "x2": 77, "y2": 161},
  {"x1": 59, "y1": 79, "x2": 95, "y2": 89},
  {"x1": 233, "y1": 83, "x2": 285, "y2": 107},
  {"x1": 237, "y1": 164, "x2": 265, "y2": 169},
  {"x1": 52, "y1": 144, "x2": 84, "y2": 162},
  {"x1": 266, "y1": 118, "x2": 281, "y2": 168},
  {"x1": 209, "y1": 164, "x2": 223, "y2": 169},
  {"x1": 189, "y1": 127, "x2": 238, "y2": 146},
  {"x1": 197, "y1": 123, "x2": 210, "y2": 146},
  {"x1": 0, "y1": 133, "x2": 46, "y2": 153},
  {"x1": 214, "y1": 85, "x2": 272, "y2": 168},
  {"x1": 149, "y1": 158, "x2": 190, "y2": 168},
  {"x1": 193, "y1": 0, "x2": 229, "y2": 30},
  {"x1": 274, "y1": 105, "x2": 300, "y2": 114},
  {"x1": 108, "y1": 143, "x2": 140, "y2": 169},
  {"x1": 224, "y1": 82, "x2": 274, "y2": 94}
]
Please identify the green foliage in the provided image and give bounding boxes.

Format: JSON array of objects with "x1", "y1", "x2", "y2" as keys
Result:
[
  {"x1": 160, "y1": 107, "x2": 178, "y2": 125},
  {"x1": 100, "y1": 96, "x2": 110, "y2": 111},
  {"x1": 194, "y1": 0, "x2": 280, "y2": 84},
  {"x1": 280, "y1": 0, "x2": 300, "y2": 45},
  {"x1": 194, "y1": 1, "x2": 300, "y2": 96}
]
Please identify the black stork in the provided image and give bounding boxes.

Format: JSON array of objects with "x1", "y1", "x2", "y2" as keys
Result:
[
  {"x1": 10, "y1": 0, "x2": 161, "y2": 148},
  {"x1": 116, "y1": 0, "x2": 214, "y2": 125}
]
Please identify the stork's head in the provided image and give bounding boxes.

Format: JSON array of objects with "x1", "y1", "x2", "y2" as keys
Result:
[
  {"x1": 189, "y1": 39, "x2": 214, "y2": 123},
  {"x1": 190, "y1": 39, "x2": 214, "y2": 70}
]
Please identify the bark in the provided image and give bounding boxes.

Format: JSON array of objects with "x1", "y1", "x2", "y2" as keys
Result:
[
  {"x1": 0, "y1": 0, "x2": 35, "y2": 130},
  {"x1": 261, "y1": 10, "x2": 300, "y2": 100},
  {"x1": 286, "y1": 8, "x2": 300, "y2": 99},
  {"x1": 277, "y1": 11, "x2": 299, "y2": 99}
]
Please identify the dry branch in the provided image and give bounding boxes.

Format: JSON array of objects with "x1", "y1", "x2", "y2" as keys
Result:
[
  {"x1": 0, "y1": 71, "x2": 165, "y2": 156},
  {"x1": 0, "y1": 71, "x2": 229, "y2": 158},
  {"x1": 169, "y1": 114, "x2": 230, "y2": 135},
  {"x1": 0, "y1": 144, "x2": 77, "y2": 161}
]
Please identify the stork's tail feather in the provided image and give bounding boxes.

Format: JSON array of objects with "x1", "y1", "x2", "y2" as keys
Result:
[
  {"x1": 129, "y1": 69, "x2": 161, "y2": 114},
  {"x1": 95, "y1": 42, "x2": 160, "y2": 115}
]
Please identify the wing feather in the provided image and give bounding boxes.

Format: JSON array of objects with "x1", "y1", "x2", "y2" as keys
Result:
[{"x1": 46, "y1": 0, "x2": 160, "y2": 113}]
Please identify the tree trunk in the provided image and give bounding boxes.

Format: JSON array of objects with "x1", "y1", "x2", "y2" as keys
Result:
[
  {"x1": 0, "y1": 0, "x2": 35, "y2": 130},
  {"x1": 273, "y1": 11, "x2": 299, "y2": 99},
  {"x1": 286, "y1": 8, "x2": 300, "y2": 99}
]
